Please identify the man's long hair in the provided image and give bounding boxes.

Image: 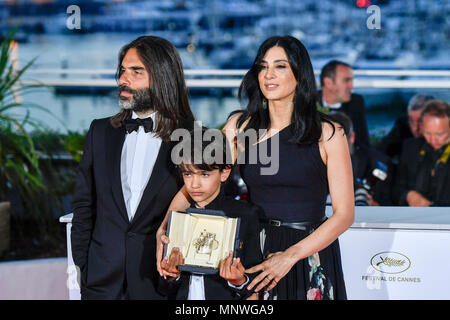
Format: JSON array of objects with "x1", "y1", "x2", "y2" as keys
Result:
[
  {"x1": 110, "y1": 36, "x2": 194, "y2": 141},
  {"x1": 230, "y1": 35, "x2": 335, "y2": 145}
]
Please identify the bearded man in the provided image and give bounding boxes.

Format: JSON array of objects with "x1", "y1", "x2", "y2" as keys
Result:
[{"x1": 71, "y1": 36, "x2": 194, "y2": 300}]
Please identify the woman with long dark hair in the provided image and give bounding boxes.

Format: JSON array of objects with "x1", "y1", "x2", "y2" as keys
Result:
[{"x1": 156, "y1": 36, "x2": 353, "y2": 300}]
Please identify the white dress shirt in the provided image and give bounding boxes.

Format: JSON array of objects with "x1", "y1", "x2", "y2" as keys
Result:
[
  {"x1": 322, "y1": 98, "x2": 342, "y2": 109},
  {"x1": 187, "y1": 274, "x2": 206, "y2": 300},
  {"x1": 186, "y1": 273, "x2": 249, "y2": 300},
  {"x1": 120, "y1": 111, "x2": 161, "y2": 222}
]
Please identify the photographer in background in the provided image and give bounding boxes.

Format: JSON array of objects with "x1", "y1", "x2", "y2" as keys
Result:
[
  {"x1": 376, "y1": 93, "x2": 435, "y2": 162},
  {"x1": 393, "y1": 100, "x2": 450, "y2": 207},
  {"x1": 330, "y1": 112, "x2": 394, "y2": 206}
]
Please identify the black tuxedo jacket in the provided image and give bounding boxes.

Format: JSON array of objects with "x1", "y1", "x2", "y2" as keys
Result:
[
  {"x1": 71, "y1": 117, "x2": 189, "y2": 300},
  {"x1": 319, "y1": 91, "x2": 371, "y2": 146},
  {"x1": 159, "y1": 192, "x2": 264, "y2": 300},
  {"x1": 352, "y1": 143, "x2": 395, "y2": 205},
  {"x1": 376, "y1": 114, "x2": 413, "y2": 160}
]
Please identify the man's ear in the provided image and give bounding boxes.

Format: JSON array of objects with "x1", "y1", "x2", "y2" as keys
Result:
[
  {"x1": 220, "y1": 167, "x2": 232, "y2": 182},
  {"x1": 323, "y1": 77, "x2": 334, "y2": 88},
  {"x1": 350, "y1": 132, "x2": 356, "y2": 145}
]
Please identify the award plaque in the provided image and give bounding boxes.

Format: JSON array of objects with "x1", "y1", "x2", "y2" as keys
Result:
[{"x1": 164, "y1": 208, "x2": 241, "y2": 275}]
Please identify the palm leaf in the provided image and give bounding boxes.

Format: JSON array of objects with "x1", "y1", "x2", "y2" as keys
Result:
[
  {"x1": 0, "y1": 58, "x2": 36, "y2": 99},
  {"x1": 0, "y1": 29, "x2": 16, "y2": 78},
  {"x1": 0, "y1": 29, "x2": 50, "y2": 219}
]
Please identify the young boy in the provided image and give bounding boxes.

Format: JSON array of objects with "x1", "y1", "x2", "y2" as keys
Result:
[{"x1": 159, "y1": 127, "x2": 263, "y2": 300}]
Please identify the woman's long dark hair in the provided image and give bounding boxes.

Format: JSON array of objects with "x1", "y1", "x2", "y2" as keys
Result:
[
  {"x1": 111, "y1": 36, "x2": 194, "y2": 141},
  {"x1": 231, "y1": 36, "x2": 335, "y2": 144}
]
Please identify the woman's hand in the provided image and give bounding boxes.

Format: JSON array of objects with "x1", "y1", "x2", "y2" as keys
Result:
[{"x1": 245, "y1": 251, "x2": 296, "y2": 292}]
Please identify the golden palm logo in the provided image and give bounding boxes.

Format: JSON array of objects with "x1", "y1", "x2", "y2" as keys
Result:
[
  {"x1": 375, "y1": 256, "x2": 405, "y2": 267},
  {"x1": 371, "y1": 252, "x2": 411, "y2": 274}
]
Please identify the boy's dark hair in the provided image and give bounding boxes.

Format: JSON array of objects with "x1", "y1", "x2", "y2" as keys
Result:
[
  {"x1": 177, "y1": 127, "x2": 233, "y2": 173},
  {"x1": 329, "y1": 111, "x2": 354, "y2": 136}
]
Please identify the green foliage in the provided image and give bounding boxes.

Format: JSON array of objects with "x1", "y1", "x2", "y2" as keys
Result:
[
  {"x1": 31, "y1": 129, "x2": 86, "y2": 162},
  {"x1": 0, "y1": 125, "x2": 44, "y2": 206},
  {"x1": 316, "y1": 101, "x2": 330, "y2": 114},
  {"x1": 0, "y1": 29, "x2": 45, "y2": 216},
  {"x1": 30, "y1": 129, "x2": 83, "y2": 187},
  {"x1": 0, "y1": 29, "x2": 82, "y2": 228},
  {"x1": 64, "y1": 131, "x2": 86, "y2": 163},
  {"x1": 0, "y1": 30, "x2": 77, "y2": 260}
]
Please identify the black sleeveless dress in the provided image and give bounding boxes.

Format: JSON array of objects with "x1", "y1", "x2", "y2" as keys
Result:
[{"x1": 240, "y1": 124, "x2": 347, "y2": 300}]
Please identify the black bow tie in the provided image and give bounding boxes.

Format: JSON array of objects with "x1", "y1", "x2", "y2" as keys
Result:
[{"x1": 124, "y1": 117, "x2": 153, "y2": 134}]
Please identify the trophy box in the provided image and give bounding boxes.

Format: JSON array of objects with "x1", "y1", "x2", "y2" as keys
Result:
[{"x1": 164, "y1": 207, "x2": 241, "y2": 275}]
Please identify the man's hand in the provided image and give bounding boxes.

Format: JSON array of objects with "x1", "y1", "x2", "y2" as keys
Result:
[
  {"x1": 367, "y1": 194, "x2": 380, "y2": 206},
  {"x1": 219, "y1": 252, "x2": 246, "y2": 286},
  {"x1": 406, "y1": 190, "x2": 431, "y2": 207},
  {"x1": 161, "y1": 247, "x2": 184, "y2": 280}
]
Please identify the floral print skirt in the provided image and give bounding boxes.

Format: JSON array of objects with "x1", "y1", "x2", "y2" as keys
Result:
[{"x1": 262, "y1": 222, "x2": 347, "y2": 300}]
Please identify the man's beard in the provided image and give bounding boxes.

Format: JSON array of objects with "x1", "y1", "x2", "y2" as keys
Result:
[{"x1": 118, "y1": 85, "x2": 153, "y2": 113}]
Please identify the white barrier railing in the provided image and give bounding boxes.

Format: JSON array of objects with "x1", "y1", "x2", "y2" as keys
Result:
[
  {"x1": 25, "y1": 69, "x2": 450, "y2": 77},
  {"x1": 21, "y1": 78, "x2": 450, "y2": 89},
  {"x1": 22, "y1": 69, "x2": 450, "y2": 89}
]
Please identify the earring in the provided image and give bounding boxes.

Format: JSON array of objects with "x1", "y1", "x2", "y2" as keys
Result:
[{"x1": 263, "y1": 98, "x2": 268, "y2": 109}]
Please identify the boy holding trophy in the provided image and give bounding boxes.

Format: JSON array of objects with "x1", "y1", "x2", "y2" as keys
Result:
[{"x1": 159, "y1": 127, "x2": 263, "y2": 300}]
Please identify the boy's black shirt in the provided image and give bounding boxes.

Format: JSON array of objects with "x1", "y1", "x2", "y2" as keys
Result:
[{"x1": 159, "y1": 190, "x2": 264, "y2": 300}]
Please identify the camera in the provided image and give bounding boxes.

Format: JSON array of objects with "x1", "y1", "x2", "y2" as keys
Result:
[
  {"x1": 354, "y1": 178, "x2": 371, "y2": 206},
  {"x1": 354, "y1": 161, "x2": 388, "y2": 206}
]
